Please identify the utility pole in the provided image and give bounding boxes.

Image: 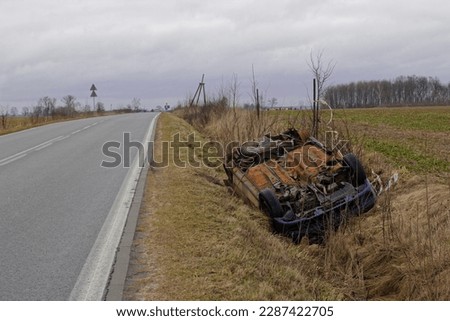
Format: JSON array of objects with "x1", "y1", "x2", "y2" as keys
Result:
[
  {"x1": 312, "y1": 78, "x2": 319, "y2": 137},
  {"x1": 189, "y1": 74, "x2": 207, "y2": 107},
  {"x1": 256, "y1": 88, "x2": 260, "y2": 119}
]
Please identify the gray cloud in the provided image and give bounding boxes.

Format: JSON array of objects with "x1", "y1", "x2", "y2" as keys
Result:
[{"x1": 1, "y1": 0, "x2": 450, "y2": 109}]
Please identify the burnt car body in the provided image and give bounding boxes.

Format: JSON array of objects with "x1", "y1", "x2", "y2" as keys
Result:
[{"x1": 224, "y1": 129, "x2": 377, "y2": 243}]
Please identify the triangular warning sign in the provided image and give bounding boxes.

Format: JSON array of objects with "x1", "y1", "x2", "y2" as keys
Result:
[
  {"x1": 90, "y1": 84, "x2": 97, "y2": 91},
  {"x1": 90, "y1": 91, "x2": 97, "y2": 98}
]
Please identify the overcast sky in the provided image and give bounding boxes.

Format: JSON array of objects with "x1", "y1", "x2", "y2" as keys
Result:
[{"x1": 1, "y1": 0, "x2": 449, "y2": 109}]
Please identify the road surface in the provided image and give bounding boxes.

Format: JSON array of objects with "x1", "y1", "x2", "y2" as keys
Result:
[{"x1": 0, "y1": 112, "x2": 158, "y2": 300}]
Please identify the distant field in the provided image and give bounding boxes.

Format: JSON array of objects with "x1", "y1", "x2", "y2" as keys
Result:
[
  {"x1": 278, "y1": 106, "x2": 450, "y2": 131},
  {"x1": 279, "y1": 106, "x2": 449, "y2": 173},
  {"x1": 333, "y1": 107, "x2": 449, "y2": 173},
  {"x1": 333, "y1": 106, "x2": 450, "y2": 132},
  {"x1": 278, "y1": 106, "x2": 450, "y2": 132}
]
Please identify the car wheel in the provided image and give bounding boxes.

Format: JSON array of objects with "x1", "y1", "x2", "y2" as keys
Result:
[
  {"x1": 343, "y1": 153, "x2": 367, "y2": 186},
  {"x1": 259, "y1": 188, "x2": 284, "y2": 218}
]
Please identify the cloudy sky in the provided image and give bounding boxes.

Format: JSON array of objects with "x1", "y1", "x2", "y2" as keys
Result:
[{"x1": 1, "y1": 0, "x2": 449, "y2": 109}]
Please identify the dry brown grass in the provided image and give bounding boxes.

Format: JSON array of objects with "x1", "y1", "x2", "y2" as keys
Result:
[
  {"x1": 0, "y1": 116, "x2": 51, "y2": 136},
  {"x1": 125, "y1": 106, "x2": 450, "y2": 300},
  {"x1": 0, "y1": 112, "x2": 118, "y2": 136},
  {"x1": 320, "y1": 173, "x2": 450, "y2": 300},
  {"x1": 174, "y1": 103, "x2": 313, "y2": 146},
  {"x1": 124, "y1": 113, "x2": 341, "y2": 300}
]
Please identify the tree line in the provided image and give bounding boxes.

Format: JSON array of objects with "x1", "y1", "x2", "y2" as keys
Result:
[
  {"x1": 19, "y1": 95, "x2": 106, "y2": 124},
  {"x1": 0, "y1": 95, "x2": 147, "y2": 130},
  {"x1": 324, "y1": 75, "x2": 450, "y2": 108}
]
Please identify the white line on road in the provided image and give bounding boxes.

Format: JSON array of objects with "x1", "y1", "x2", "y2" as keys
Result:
[
  {"x1": 69, "y1": 114, "x2": 160, "y2": 301},
  {"x1": 0, "y1": 136, "x2": 65, "y2": 165},
  {"x1": 34, "y1": 143, "x2": 53, "y2": 151},
  {"x1": 0, "y1": 153, "x2": 28, "y2": 167},
  {"x1": 75, "y1": 121, "x2": 99, "y2": 134},
  {"x1": 78, "y1": 122, "x2": 100, "y2": 134},
  {"x1": 33, "y1": 136, "x2": 68, "y2": 151},
  {"x1": 0, "y1": 119, "x2": 101, "y2": 167}
]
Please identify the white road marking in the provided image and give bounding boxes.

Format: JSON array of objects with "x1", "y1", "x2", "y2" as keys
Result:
[
  {"x1": 0, "y1": 153, "x2": 28, "y2": 166},
  {"x1": 34, "y1": 143, "x2": 54, "y2": 151},
  {"x1": 0, "y1": 136, "x2": 65, "y2": 165},
  {"x1": 69, "y1": 114, "x2": 160, "y2": 300},
  {"x1": 0, "y1": 119, "x2": 102, "y2": 167}
]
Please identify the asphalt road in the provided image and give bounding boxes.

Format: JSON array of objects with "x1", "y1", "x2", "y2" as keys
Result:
[{"x1": 0, "y1": 112, "x2": 158, "y2": 300}]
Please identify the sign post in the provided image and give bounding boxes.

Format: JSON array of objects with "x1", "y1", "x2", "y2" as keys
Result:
[{"x1": 90, "y1": 84, "x2": 97, "y2": 111}]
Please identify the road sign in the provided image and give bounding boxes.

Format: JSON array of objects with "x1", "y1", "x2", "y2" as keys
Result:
[{"x1": 90, "y1": 84, "x2": 98, "y2": 110}]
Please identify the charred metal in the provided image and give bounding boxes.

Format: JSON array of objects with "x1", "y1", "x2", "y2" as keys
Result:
[{"x1": 224, "y1": 128, "x2": 378, "y2": 244}]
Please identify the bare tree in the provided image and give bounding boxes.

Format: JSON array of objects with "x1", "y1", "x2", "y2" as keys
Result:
[
  {"x1": 61, "y1": 95, "x2": 78, "y2": 117},
  {"x1": 308, "y1": 50, "x2": 335, "y2": 136},
  {"x1": 268, "y1": 97, "x2": 278, "y2": 108},
  {"x1": 307, "y1": 49, "x2": 336, "y2": 101},
  {"x1": 0, "y1": 106, "x2": 9, "y2": 129},
  {"x1": 83, "y1": 104, "x2": 91, "y2": 113},
  {"x1": 31, "y1": 105, "x2": 43, "y2": 123},
  {"x1": 250, "y1": 65, "x2": 263, "y2": 118},
  {"x1": 96, "y1": 101, "x2": 105, "y2": 114},
  {"x1": 22, "y1": 107, "x2": 30, "y2": 116},
  {"x1": 38, "y1": 96, "x2": 56, "y2": 118},
  {"x1": 10, "y1": 106, "x2": 18, "y2": 117},
  {"x1": 131, "y1": 98, "x2": 141, "y2": 111},
  {"x1": 216, "y1": 76, "x2": 228, "y2": 105}
]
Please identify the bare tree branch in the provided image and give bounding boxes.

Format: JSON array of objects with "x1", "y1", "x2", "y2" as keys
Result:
[{"x1": 307, "y1": 49, "x2": 336, "y2": 100}]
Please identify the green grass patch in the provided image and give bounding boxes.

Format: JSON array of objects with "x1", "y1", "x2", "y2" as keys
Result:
[
  {"x1": 278, "y1": 107, "x2": 450, "y2": 132},
  {"x1": 363, "y1": 138, "x2": 449, "y2": 173},
  {"x1": 333, "y1": 107, "x2": 450, "y2": 132}
]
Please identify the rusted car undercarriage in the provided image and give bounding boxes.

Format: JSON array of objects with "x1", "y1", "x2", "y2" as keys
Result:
[{"x1": 224, "y1": 129, "x2": 377, "y2": 243}]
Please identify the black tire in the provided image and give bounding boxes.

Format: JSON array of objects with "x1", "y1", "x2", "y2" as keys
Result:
[
  {"x1": 343, "y1": 153, "x2": 367, "y2": 186},
  {"x1": 259, "y1": 189, "x2": 284, "y2": 218}
]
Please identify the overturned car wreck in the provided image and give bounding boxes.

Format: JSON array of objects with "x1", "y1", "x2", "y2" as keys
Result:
[{"x1": 224, "y1": 129, "x2": 377, "y2": 243}]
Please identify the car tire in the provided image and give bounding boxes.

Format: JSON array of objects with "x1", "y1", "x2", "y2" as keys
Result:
[
  {"x1": 343, "y1": 153, "x2": 367, "y2": 186},
  {"x1": 259, "y1": 189, "x2": 284, "y2": 218}
]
